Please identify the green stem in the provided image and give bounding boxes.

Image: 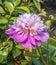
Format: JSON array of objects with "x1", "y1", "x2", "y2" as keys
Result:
[
  {"x1": 46, "y1": 42, "x2": 49, "y2": 65},
  {"x1": 37, "y1": 47, "x2": 46, "y2": 65}
]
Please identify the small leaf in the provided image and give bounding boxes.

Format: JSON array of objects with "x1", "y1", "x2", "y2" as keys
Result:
[
  {"x1": 16, "y1": 44, "x2": 24, "y2": 49},
  {"x1": 4, "y1": 1, "x2": 14, "y2": 14},
  {"x1": 33, "y1": 0, "x2": 41, "y2": 12},
  {"x1": 0, "y1": 6, "x2": 5, "y2": 14},
  {"x1": 12, "y1": 47, "x2": 21, "y2": 58},
  {"x1": 12, "y1": 0, "x2": 21, "y2": 6},
  {"x1": 21, "y1": 60, "x2": 28, "y2": 65},
  {"x1": 10, "y1": 17, "x2": 18, "y2": 21},
  {"x1": 17, "y1": 6, "x2": 30, "y2": 13},
  {"x1": 39, "y1": 9, "x2": 46, "y2": 16},
  {"x1": 0, "y1": 17, "x2": 8, "y2": 24},
  {"x1": 45, "y1": 20, "x2": 51, "y2": 27}
]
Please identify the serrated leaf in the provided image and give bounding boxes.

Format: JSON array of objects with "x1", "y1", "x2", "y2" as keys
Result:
[
  {"x1": 0, "y1": 17, "x2": 8, "y2": 24},
  {"x1": 17, "y1": 6, "x2": 30, "y2": 13},
  {"x1": 0, "y1": 6, "x2": 5, "y2": 14},
  {"x1": 4, "y1": 1, "x2": 14, "y2": 14},
  {"x1": 12, "y1": 47, "x2": 21, "y2": 58}
]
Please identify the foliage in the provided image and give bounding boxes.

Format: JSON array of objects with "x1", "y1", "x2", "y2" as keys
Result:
[{"x1": 0, "y1": 0, "x2": 56, "y2": 65}]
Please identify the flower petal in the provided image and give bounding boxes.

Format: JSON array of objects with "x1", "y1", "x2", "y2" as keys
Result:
[
  {"x1": 5, "y1": 28, "x2": 16, "y2": 35},
  {"x1": 10, "y1": 32, "x2": 28, "y2": 43},
  {"x1": 29, "y1": 36, "x2": 36, "y2": 45},
  {"x1": 37, "y1": 32, "x2": 49, "y2": 42},
  {"x1": 22, "y1": 38, "x2": 31, "y2": 48}
]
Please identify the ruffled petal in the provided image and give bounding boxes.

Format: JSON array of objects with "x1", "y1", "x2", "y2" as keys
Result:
[
  {"x1": 10, "y1": 32, "x2": 28, "y2": 43},
  {"x1": 22, "y1": 38, "x2": 31, "y2": 48},
  {"x1": 5, "y1": 28, "x2": 16, "y2": 35},
  {"x1": 29, "y1": 36, "x2": 36, "y2": 45},
  {"x1": 37, "y1": 32, "x2": 49, "y2": 42}
]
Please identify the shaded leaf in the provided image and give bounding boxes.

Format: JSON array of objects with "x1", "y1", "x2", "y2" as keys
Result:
[{"x1": 12, "y1": 47, "x2": 21, "y2": 58}]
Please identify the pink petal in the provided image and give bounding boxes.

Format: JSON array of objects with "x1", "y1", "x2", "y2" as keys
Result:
[
  {"x1": 37, "y1": 32, "x2": 49, "y2": 42},
  {"x1": 10, "y1": 32, "x2": 28, "y2": 43},
  {"x1": 5, "y1": 28, "x2": 16, "y2": 35},
  {"x1": 36, "y1": 40, "x2": 41, "y2": 46},
  {"x1": 22, "y1": 38, "x2": 31, "y2": 48},
  {"x1": 29, "y1": 36, "x2": 36, "y2": 45}
]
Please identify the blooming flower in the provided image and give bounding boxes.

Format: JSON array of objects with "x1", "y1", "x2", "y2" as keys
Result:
[{"x1": 5, "y1": 13, "x2": 49, "y2": 48}]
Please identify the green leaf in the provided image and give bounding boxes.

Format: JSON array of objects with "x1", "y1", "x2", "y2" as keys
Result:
[
  {"x1": 0, "y1": 17, "x2": 8, "y2": 24},
  {"x1": 21, "y1": 60, "x2": 28, "y2": 65},
  {"x1": 0, "y1": 6, "x2": 5, "y2": 14},
  {"x1": 45, "y1": 20, "x2": 51, "y2": 27},
  {"x1": 0, "y1": 24, "x2": 7, "y2": 29},
  {"x1": 52, "y1": 30, "x2": 56, "y2": 35},
  {"x1": 48, "y1": 38, "x2": 56, "y2": 49},
  {"x1": 17, "y1": 6, "x2": 30, "y2": 13},
  {"x1": 16, "y1": 43, "x2": 24, "y2": 49},
  {"x1": 7, "y1": 40, "x2": 13, "y2": 52},
  {"x1": 31, "y1": 57, "x2": 43, "y2": 65},
  {"x1": 52, "y1": 17, "x2": 56, "y2": 21},
  {"x1": 10, "y1": 17, "x2": 18, "y2": 21},
  {"x1": 0, "y1": 0, "x2": 2, "y2": 5},
  {"x1": 4, "y1": 1, "x2": 14, "y2": 14},
  {"x1": 2, "y1": 48, "x2": 8, "y2": 58},
  {"x1": 51, "y1": 51, "x2": 56, "y2": 62},
  {"x1": 7, "y1": 61, "x2": 14, "y2": 65},
  {"x1": 12, "y1": 0, "x2": 21, "y2": 6},
  {"x1": 36, "y1": 0, "x2": 43, "y2": 2},
  {"x1": 33, "y1": 0, "x2": 41, "y2": 12},
  {"x1": 0, "y1": 51, "x2": 3, "y2": 63},
  {"x1": 12, "y1": 47, "x2": 21, "y2": 58}
]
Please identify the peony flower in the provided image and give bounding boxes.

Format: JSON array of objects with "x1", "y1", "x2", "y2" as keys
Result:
[{"x1": 5, "y1": 13, "x2": 49, "y2": 48}]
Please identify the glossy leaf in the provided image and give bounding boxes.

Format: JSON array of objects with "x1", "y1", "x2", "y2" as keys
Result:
[{"x1": 4, "y1": 1, "x2": 14, "y2": 14}]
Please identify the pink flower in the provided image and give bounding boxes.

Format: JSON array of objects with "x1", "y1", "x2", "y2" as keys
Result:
[{"x1": 5, "y1": 13, "x2": 49, "y2": 48}]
